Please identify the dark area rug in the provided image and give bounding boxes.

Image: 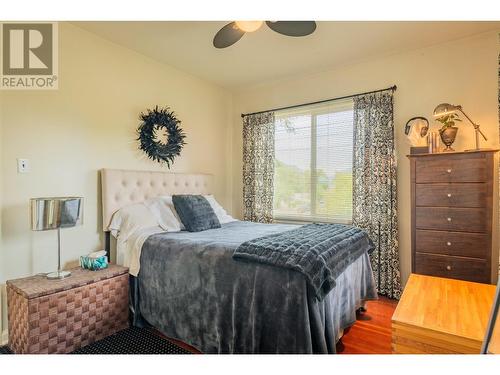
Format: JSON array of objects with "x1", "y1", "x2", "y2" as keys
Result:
[{"x1": 0, "y1": 326, "x2": 192, "y2": 354}]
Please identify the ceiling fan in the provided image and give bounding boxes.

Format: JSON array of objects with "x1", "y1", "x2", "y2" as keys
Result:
[{"x1": 213, "y1": 21, "x2": 317, "y2": 49}]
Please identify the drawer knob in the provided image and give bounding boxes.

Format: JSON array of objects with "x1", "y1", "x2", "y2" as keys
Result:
[
  {"x1": 447, "y1": 169, "x2": 452, "y2": 173},
  {"x1": 446, "y1": 265, "x2": 452, "y2": 271},
  {"x1": 447, "y1": 241, "x2": 452, "y2": 246},
  {"x1": 447, "y1": 193, "x2": 452, "y2": 198},
  {"x1": 447, "y1": 217, "x2": 452, "y2": 222}
]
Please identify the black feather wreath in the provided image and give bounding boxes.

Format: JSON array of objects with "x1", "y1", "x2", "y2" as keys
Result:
[{"x1": 137, "y1": 106, "x2": 186, "y2": 168}]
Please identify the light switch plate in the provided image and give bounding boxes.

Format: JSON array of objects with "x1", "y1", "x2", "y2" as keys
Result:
[{"x1": 17, "y1": 158, "x2": 30, "y2": 173}]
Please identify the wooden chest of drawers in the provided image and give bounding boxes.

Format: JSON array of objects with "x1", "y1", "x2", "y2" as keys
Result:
[{"x1": 408, "y1": 150, "x2": 498, "y2": 284}]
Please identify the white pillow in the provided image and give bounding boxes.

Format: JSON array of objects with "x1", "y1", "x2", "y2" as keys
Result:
[
  {"x1": 204, "y1": 195, "x2": 236, "y2": 224},
  {"x1": 148, "y1": 195, "x2": 235, "y2": 230},
  {"x1": 109, "y1": 203, "x2": 160, "y2": 241},
  {"x1": 145, "y1": 196, "x2": 183, "y2": 232}
]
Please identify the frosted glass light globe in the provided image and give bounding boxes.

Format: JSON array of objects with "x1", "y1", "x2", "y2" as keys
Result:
[{"x1": 235, "y1": 21, "x2": 263, "y2": 33}]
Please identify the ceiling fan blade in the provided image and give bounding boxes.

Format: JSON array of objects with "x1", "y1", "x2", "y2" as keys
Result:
[
  {"x1": 265, "y1": 21, "x2": 316, "y2": 37},
  {"x1": 213, "y1": 22, "x2": 245, "y2": 48}
]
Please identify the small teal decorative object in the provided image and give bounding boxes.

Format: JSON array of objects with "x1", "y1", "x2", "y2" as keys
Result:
[{"x1": 80, "y1": 255, "x2": 108, "y2": 271}]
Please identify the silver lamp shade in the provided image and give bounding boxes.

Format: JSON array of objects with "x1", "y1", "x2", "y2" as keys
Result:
[
  {"x1": 30, "y1": 197, "x2": 83, "y2": 279},
  {"x1": 433, "y1": 103, "x2": 461, "y2": 118}
]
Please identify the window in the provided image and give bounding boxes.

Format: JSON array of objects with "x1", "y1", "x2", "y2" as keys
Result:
[{"x1": 273, "y1": 99, "x2": 354, "y2": 224}]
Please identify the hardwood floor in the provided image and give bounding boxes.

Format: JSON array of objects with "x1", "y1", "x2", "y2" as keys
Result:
[
  {"x1": 337, "y1": 296, "x2": 398, "y2": 354},
  {"x1": 155, "y1": 296, "x2": 398, "y2": 354}
]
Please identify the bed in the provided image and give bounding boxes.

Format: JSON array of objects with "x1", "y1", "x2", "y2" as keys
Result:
[{"x1": 101, "y1": 168, "x2": 378, "y2": 354}]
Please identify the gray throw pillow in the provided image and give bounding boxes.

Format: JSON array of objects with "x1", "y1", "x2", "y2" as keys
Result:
[{"x1": 172, "y1": 195, "x2": 221, "y2": 232}]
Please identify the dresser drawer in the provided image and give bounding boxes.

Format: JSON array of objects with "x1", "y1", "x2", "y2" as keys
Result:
[
  {"x1": 415, "y1": 155, "x2": 486, "y2": 183},
  {"x1": 415, "y1": 253, "x2": 488, "y2": 283},
  {"x1": 415, "y1": 183, "x2": 486, "y2": 208},
  {"x1": 415, "y1": 230, "x2": 488, "y2": 259},
  {"x1": 416, "y1": 207, "x2": 488, "y2": 233}
]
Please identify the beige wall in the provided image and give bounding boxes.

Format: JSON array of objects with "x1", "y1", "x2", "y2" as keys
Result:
[
  {"x1": 1, "y1": 24, "x2": 499, "y2": 339},
  {"x1": 0, "y1": 22, "x2": 233, "y2": 286},
  {"x1": 0, "y1": 91, "x2": 5, "y2": 342},
  {"x1": 232, "y1": 30, "x2": 500, "y2": 286},
  {"x1": 0, "y1": 90, "x2": 3, "y2": 279}
]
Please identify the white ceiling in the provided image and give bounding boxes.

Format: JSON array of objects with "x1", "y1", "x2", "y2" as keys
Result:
[{"x1": 74, "y1": 21, "x2": 500, "y2": 90}]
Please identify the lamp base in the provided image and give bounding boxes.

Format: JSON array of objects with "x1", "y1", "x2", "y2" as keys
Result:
[{"x1": 47, "y1": 270, "x2": 71, "y2": 279}]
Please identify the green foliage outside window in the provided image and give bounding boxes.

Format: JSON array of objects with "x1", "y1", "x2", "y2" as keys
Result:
[{"x1": 274, "y1": 159, "x2": 352, "y2": 221}]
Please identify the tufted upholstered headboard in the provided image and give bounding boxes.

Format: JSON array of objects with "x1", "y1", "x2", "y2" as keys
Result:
[{"x1": 100, "y1": 168, "x2": 214, "y2": 232}]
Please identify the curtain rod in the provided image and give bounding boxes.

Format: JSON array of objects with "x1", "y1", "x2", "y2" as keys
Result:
[{"x1": 240, "y1": 85, "x2": 397, "y2": 118}]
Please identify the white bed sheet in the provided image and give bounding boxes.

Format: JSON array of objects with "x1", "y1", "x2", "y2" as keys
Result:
[{"x1": 116, "y1": 226, "x2": 165, "y2": 276}]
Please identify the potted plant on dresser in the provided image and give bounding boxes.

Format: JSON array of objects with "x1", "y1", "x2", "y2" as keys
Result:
[{"x1": 437, "y1": 112, "x2": 461, "y2": 151}]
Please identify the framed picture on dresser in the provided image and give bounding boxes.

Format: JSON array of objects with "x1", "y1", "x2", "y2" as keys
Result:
[{"x1": 408, "y1": 150, "x2": 499, "y2": 284}]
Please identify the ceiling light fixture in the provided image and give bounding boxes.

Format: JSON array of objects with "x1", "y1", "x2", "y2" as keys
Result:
[
  {"x1": 213, "y1": 21, "x2": 317, "y2": 49},
  {"x1": 234, "y1": 21, "x2": 263, "y2": 33}
]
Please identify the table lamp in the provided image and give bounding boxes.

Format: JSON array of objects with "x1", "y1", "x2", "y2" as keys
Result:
[
  {"x1": 30, "y1": 197, "x2": 83, "y2": 279},
  {"x1": 433, "y1": 103, "x2": 487, "y2": 150}
]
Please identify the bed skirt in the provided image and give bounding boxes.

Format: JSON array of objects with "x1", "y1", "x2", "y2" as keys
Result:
[{"x1": 129, "y1": 252, "x2": 377, "y2": 353}]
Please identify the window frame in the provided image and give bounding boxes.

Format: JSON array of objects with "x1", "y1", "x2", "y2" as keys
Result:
[{"x1": 273, "y1": 100, "x2": 354, "y2": 225}]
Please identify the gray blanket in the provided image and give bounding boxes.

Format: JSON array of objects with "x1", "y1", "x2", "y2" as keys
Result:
[
  {"x1": 234, "y1": 223, "x2": 374, "y2": 300},
  {"x1": 133, "y1": 221, "x2": 377, "y2": 353}
]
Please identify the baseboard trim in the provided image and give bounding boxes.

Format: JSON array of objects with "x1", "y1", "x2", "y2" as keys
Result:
[{"x1": 1, "y1": 329, "x2": 7, "y2": 346}]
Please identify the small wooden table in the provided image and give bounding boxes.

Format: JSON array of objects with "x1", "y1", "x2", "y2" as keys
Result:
[{"x1": 391, "y1": 273, "x2": 496, "y2": 354}]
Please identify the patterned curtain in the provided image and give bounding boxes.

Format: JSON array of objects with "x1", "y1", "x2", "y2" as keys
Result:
[
  {"x1": 242, "y1": 112, "x2": 275, "y2": 223},
  {"x1": 352, "y1": 90, "x2": 401, "y2": 299}
]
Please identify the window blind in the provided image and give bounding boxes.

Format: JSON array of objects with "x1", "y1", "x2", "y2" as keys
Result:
[{"x1": 273, "y1": 98, "x2": 354, "y2": 223}]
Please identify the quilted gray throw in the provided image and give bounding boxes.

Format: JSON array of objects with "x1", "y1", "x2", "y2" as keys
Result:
[{"x1": 233, "y1": 223, "x2": 374, "y2": 300}]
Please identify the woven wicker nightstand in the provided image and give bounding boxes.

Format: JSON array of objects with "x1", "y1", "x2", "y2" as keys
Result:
[{"x1": 6, "y1": 264, "x2": 129, "y2": 354}]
